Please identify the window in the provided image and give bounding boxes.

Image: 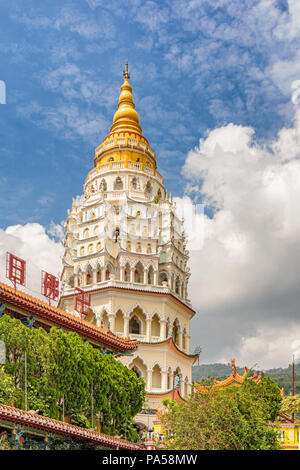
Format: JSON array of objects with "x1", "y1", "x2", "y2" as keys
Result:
[
  {"x1": 80, "y1": 246, "x2": 85, "y2": 256},
  {"x1": 129, "y1": 316, "x2": 141, "y2": 334},
  {"x1": 114, "y1": 176, "x2": 123, "y2": 190},
  {"x1": 97, "y1": 242, "x2": 101, "y2": 251}
]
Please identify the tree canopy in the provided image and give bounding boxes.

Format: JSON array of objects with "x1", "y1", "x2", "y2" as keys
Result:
[
  {"x1": 162, "y1": 378, "x2": 281, "y2": 450},
  {"x1": 0, "y1": 314, "x2": 145, "y2": 441}
]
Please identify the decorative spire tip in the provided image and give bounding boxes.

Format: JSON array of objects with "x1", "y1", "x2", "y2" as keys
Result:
[{"x1": 123, "y1": 61, "x2": 130, "y2": 80}]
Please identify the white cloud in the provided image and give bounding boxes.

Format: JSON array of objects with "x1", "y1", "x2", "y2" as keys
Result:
[
  {"x1": 0, "y1": 223, "x2": 63, "y2": 303},
  {"x1": 182, "y1": 108, "x2": 300, "y2": 368}
]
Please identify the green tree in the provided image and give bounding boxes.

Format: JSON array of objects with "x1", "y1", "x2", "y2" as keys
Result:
[
  {"x1": 162, "y1": 380, "x2": 280, "y2": 450},
  {"x1": 0, "y1": 315, "x2": 146, "y2": 441},
  {"x1": 280, "y1": 395, "x2": 300, "y2": 414}
]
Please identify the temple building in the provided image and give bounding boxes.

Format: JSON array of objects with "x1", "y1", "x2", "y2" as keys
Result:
[{"x1": 58, "y1": 63, "x2": 198, "y2": 426}]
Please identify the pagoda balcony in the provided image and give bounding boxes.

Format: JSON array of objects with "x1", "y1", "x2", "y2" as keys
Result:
[
  {"x1": 84, "y1": 161, "x2": 164, "y2": 188},
  {"x1": 61, "y1": 280, "x2": 192, "y2": 308}
]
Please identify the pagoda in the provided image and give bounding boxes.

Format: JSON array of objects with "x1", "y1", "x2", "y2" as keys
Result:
[{"x1": 59, "y1": 63, "x2": 197, "y2": 427}]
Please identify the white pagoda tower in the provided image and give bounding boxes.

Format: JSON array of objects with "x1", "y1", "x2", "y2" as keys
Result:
[{"x1": 59, "y1": 64, "x2": 197, "y2": 426}]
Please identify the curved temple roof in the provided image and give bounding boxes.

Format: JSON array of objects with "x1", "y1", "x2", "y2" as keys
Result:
[
  {"x1": 194, "y1": 358, "x2": 262, "y2": 393},
  {"x1": 0, "y1": 403, "x2": 143, "y2": 450},
  {"x1": 0, "y1": 281, "x2": 139, "y2": 352}
]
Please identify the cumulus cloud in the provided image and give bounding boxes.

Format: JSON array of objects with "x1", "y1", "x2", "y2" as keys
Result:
[
  {"x1": 0, "y1": 223, "x2": 63, "y2": 303},
  {"x1": 181, "y1": 108, "x2": 300, "y2": 368}
]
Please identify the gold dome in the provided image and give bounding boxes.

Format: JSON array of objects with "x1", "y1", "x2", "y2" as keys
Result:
[{"x1": 110, "y1": 62, "x2": 142, "y2": 135}]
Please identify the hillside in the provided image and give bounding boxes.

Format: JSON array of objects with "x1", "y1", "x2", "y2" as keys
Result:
[{"x1": 192, "y1": 362, "x2": 300, "y2": 395}]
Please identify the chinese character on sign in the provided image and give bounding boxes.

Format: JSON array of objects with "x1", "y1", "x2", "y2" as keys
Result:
[
  {"x1": 74, "y1": 287, "x2": 90, "y2": 320},
  {"x1": 41, "y1": 271, "x2": 59, "y2": 305},
  {"x1": 6, "y1": 253, "x2": 26, "y2": 290}
]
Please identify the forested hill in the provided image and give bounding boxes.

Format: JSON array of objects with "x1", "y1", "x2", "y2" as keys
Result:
[{"x1": 192, "y1": 362, "x2": 300, "y2": 395}]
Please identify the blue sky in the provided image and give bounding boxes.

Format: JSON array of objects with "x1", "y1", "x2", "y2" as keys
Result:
[
  {"x1": 2, "y1": 1, "x2": 300, "y2": 367},
  {"x1": 0, "y1": 0, "x2": 296, "y2": 228}
]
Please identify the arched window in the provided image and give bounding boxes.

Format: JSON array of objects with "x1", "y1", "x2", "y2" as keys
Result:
[
  {"x1": 134, "y1": 262, "x2": 143, "y2": 283},
  {"x1": 129, "y1": 316, "x2": 141, "y2": 334},
  {"x1": 152, "y1": 364, "x2": 162, "y2": 389},
  {"x1": 96, "y1": 266, "x2": 101, "y2": 283},
  {"x1": 80, "y1": 246, "x2": 85, "y2": 256},
  {"x1": 127, "y1": 241, "x2": 131, "y2": 251},
  {"x1": 145, "y1": 181, "x2": 152, "y2": 194},
  {"x1": 114, "y1": 176, "x2": 123, "y2": 190},
  {"x1": 175, "y1": 276, "x2": 180, "y2": 294},
  {"x1": 124, "y1": 262, "x2": 131, "y2": 282},
  {"x1": 84, "y1": 228, "x2": 89, "y2": 238},
  {"x1": 148, "y1": 266, "x2": 154, "y2": 285},
  {"x1": 100, "y1": 179, "x2": 107, "y2": 191},
  {"x1": 136, "y1": 242, "x2": 142, "y2": 253},
  {"x1": 97, "y1": 242, "x2": 102, "y2": 251},
  {"x1": 88, "y1": 244, "x2": 93, "y2": 254},
  {"x1": 158, "y1": 271, "x2": 168, "y2": 286},
  {"x1": 147, "y1": 244, "x2": 152, "y2": 254},
  {"x1": 105, "y1": 265, "x2": 112, "y2": 280},
  {"x1": 86, "y1": 266, "x2": 93, "y2": 285}
]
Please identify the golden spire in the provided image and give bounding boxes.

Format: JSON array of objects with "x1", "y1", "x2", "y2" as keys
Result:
[{"x1": 110, "y1": 62, "x2": 142, "y2": 135}]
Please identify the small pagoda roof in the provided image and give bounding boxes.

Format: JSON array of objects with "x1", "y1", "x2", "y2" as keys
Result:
[
  {"x1": 0, "y1": 281, "x2": 139, "y2": 352},
  {"x1": 194, "y1": 358, "x2": 262, "y2": 393}
]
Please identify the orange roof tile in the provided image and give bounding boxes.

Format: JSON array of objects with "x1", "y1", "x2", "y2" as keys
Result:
[{"x1": 0, "y1": 281, "x2": 139, "y2": 352}]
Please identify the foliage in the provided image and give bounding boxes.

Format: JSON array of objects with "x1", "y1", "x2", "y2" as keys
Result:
[
  {"x1": 0, "y1": 315, "x2": 146, "y2": 441},
  {"x1": 71, "y1": 413, "x2": 90, "y2": 428},
  {"x1": 162, "y1": 379, "x2": 280, "y2": 450},
  {"x1": 280, "y1": 395, "x2": 300, "y2": 414},
  {"x1": 0, "y1": 365, "x2": 19, "y2": 406}
]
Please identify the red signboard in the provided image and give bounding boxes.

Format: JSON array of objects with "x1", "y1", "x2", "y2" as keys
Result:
[
  {"x1": 6, "y1": 253, "x2": 26, "y2": 290},
  {"x1": 74, "y1": 287, "x2": 90, "y2": 320},
  {"x1": 41, "y1": 271, "x2": 59, "y2": 305}
]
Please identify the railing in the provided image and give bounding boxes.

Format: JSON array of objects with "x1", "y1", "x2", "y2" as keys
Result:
[
  {"x1": 95, "y1": 138, "x2": 156, "y2": 160},
  {"x1": 128, "y1": 162, "x2": 141, "y2": 170}
]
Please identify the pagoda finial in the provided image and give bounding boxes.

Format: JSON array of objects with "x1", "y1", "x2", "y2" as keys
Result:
[{"x1": 123, "y1": 61, "x2": 130, "y2": 80}]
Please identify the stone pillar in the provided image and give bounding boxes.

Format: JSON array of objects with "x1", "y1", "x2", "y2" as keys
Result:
[
  {"x1": 160, "y1": 320, "x2": 167, "y2": 340},
  {"x1": 146, "y1": 368, "x2": 152, "y2": 392},
  {"x1": 146, "y1": 318, "x2": 151, "y2": 342},
  {"x1": 74, "y1": 273, "x2": 78, "y2": 288},
  {"x1": 154, "y1": 270, "x2": 158, "y2": 286},
  {"x1": 124, "y1": 316, "x2": 129, "y2": 337},
  {"x1": 120, "y1": 265, "x2": 124, "y2": 282},
  {"x1": 108, "y1": 314, "x2": 115, "y2": 333},
  {"x1": 178, "y1": 330, "x2": 183, "y2": 350},
  {"x1": 130, "y1": 267, "x2": 135, "y2": 283},
  {"x1": 92, "y1": 269, "x2": 97, "y2": 285},
  {"x1": 143, "y1": 268, "x2": 148, "y2": 285},
  {"x1": 162, "y1": 370, "x2": 168, "y2": 392},
  {"x1": 186, "y1": 335, "x2": 191, "y2": 354}
]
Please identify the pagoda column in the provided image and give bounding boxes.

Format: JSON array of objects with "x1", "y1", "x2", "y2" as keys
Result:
[
  {"x1": 143, "y1": 268, "x2": 148, "y2": 285},
  {"x1": 160, "y1": 320, "x2": 167, "y2": 340},
  {"x1": 186, "y1": 335, "x2": 191, "y2": 354},
  {"x1": 108, "y1": 314, "x2": 115, "y2": 333},
  {"x1": 161, "y1": 370, "x2": 168, "y2": 392},
  {"x1": 124, "y1": 315, "x2": 129, "y2": 337},
  {"x1": 146, "y1": 368, "x2": 152, "y2": 392},
  {"x1": 146, "y1": 318, "x2": 151, "y2": 342},
  {"x1": 178, "y1": 329, "x2": 183, "y2": 350}
]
